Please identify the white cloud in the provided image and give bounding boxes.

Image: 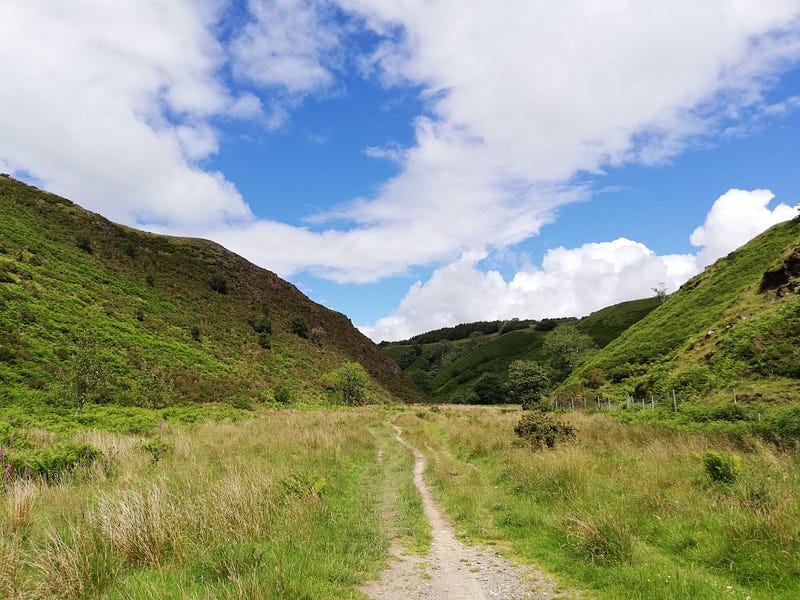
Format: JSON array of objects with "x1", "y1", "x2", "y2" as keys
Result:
[
  {"x1": 690, "y1": 188, "x2": 799, "y2": 264},
  {"x1": 219, "y1": 0, "x2": 800, "y2": 282},
  {"x1": 2, "y1": 1, "x2": 800, "y2": 292},
  {"x1": 0, "y1": 1, "x2": 252, "y2": 228},
  {"x1": 231, "y1": 0, "x2": 341, "y2": 94},
  {"x1": 361, "y1": 189, "x2": 800, "y2": 341}
]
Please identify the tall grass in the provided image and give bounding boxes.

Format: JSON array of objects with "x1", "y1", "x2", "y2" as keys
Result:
[
  {"x1": 400, "y1": 405, "x2": 800, "y2": 599},
  {"x1": 0, "y1": 407, "x2": 414, "y2": 599}
]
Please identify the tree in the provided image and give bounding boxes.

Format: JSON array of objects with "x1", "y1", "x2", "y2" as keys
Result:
[
  {"x1": 309, "y1": 327, "x2": 325, "y2": 347},
  {"x1": 541, "y1": 324, "x2": 597, "y2": 379},
  {"x1": 334, "y1": 362, "x2": 370, "y2": 405},
  {"x1": 506, "y1": 360, "x2": 550, "y2": 410},
  {"x1": 68, "y1": 331, "x2": 105, "y2": 415},
  {"x1": 651, "y1": 282, "x2": 668, "y2": 303},
  {"x1": 473, "y1": 373, "x2": 504, "y2": 404}
]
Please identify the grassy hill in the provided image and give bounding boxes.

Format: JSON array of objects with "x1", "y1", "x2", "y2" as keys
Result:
[
  {"x1": 0, "y1": 175, "x2": 421, "y2": 414},
  {"x1": 383, "y1": 297, "x2": 660, "y2": 402},
  {"x1": 561, "y1": 215, "x2": 800, "y2": 411}
]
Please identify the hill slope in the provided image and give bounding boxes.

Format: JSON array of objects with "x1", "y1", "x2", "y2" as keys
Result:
[
  {"x1": 383, "y1": 297, "x2": 660, "y2": 402},
  {"x1": 0, "y1": 175, "x2": 421, "y2": 408},
  {"x1": 561, "y1": 215, "x2": 800, "y2": 405}
]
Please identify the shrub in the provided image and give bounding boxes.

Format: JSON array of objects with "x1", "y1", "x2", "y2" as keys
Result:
[
  {"x1": 309, "y1": 327, "x2": 325, "y2": 347},
  {"x1": 290, "y1": 315, "x2": 309, "y2": 339},
  {"x1": 703, "y1": 450, "x2": 740, "y2": 484},
  {"x1": 208, "y1": 273, "x2": 228, "y2": 294},
  {"x1": 75, "y1": 233, "x2": 92, "y2": 253},
  {"x1": 273, "y1": 385, "x2": 292, "y2": 404},
  {"x1": 140, "y1": 440, "x2": 169, "y2": 466},
  {"x1": 514, "y1": 412, "x2": 575, "y2": 449},
  {"x1": 257, "y1": 332, "x2": 271, "y2": 349},
  {"x1": 332, "y1": 362, "x2": 370, "y2": 405},
  {"x1": 190, "y1": 326, "x2": 200, "y2": 341},
  {"x1": 248, "y1": 313, "x2": 272, "y2": 334}
]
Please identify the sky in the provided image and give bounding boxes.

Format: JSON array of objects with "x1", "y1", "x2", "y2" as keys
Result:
[{"x1": 1, "y1": 1, "x2": 799, "y2": 341}]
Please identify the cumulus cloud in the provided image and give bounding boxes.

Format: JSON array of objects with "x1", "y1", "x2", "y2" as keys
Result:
[
  {"x1": 361, "y1": 189, "x2": 800, "y2": 341},
  {"x1": 2, "y1": 1, "x2": 800, "y2": 307},
  {"x1": 231, "y1": 0, "x2": 341, "y2": 95},
  {"x1": 690, "y1": 188, "x2": 798, "y2": 264},
  {"x1": 0, "y1": 1, "x2": 253, "y2": 227}
]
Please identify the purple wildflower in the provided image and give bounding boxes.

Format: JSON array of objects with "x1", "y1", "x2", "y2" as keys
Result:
[
  {"x1": 4, "y1": 465, "x2": 12, "y2": 479},
  {"x1": 22, "y1": 467, "x2": 29, "y2": 479},
  {"x1": 0, "y1": 448, "x2": 3, "y2": 460}
]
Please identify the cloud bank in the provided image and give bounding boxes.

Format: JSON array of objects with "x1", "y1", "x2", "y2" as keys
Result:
[
  {"x1": 361, "y1": 189, "x2": 799, "y2": 341},
  {"x1": 1, "y1": 2, "x2": 800, "y2": 336}
]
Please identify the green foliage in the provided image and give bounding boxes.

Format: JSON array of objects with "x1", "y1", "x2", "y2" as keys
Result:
[
  {"x1": 75, "y1": 232, "x2": 92, "y2": 253},
  {"x1": 290, "y1": 315, "x2": 309, "y2": 339},
  {"x1": 132, "y1": 372, "x2": 173, "y2": 410},
  {"x1": 332, "y1": 362, "x2": 370, "y2": 405},
  {"x1": 514, "y1": 411, "x2": 576, "y2": 449},
  {"x1": 257, "y1": 332, "x2": 271, "y2": 349},
  {"x1": 2, "y1": 442, "x2": 99, "y2": 483},
  {"x1": 541, "y1": 323, "x2": 597, "y2": 378},
  {"x1": 140, "y1": 440, "x2": 170, "y2": 465},
  {"x1": 472, "y1": 373, "x2": 504, "y2": 404},
  {"x1": 702, "y1": 450, "x2": 741, "y2": 484},
  {"x1": 248, "y1": 312, "x2": 272, "y2": 334},
  {"x1": 0, "y1": 176, "x2": 419, "y2": 410},
  {"x1": 273, "y1": 385, "x2": 292, "y2": 404},
  {"x1": 208, "y1": 273, "x2": 228, "y2": 294},
  {"x1": 565, "y1": 218, "x2": 800, "y2": 403},
  {"x1": 309, "y1": 326, "x2": 325, "y2": 347},
  {"x1": 506, "y1": 360, "x2": 550, "y2": 410},
  {"x1": 66, "y1": 331, "x2": 106, "y2": 415}
]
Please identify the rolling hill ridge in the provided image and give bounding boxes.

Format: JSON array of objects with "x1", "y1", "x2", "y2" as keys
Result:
[{"x1": 0, "y1": 175, "x2": 421, "y2": 410}]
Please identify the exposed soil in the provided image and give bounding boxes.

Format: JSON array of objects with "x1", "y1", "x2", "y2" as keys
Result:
[{"x1": 361, "y1": 425, "x2": 577, "y2": 599}]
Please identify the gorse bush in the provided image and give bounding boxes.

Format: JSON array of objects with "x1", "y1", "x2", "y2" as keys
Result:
[
  {"x1": 703, "y1": 450, "x2": 741, "y2": 484},
  {"x1": 514, "y1": 412, "x2": 575, "y2": 449}
]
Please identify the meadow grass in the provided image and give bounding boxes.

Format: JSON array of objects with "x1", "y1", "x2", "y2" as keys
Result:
[
  {"x1": 399, "y1": 405, "x2": 800, "y2": 600},
  {"x1": 0, "y1": 406, "x2": 426, "y2": 599}
]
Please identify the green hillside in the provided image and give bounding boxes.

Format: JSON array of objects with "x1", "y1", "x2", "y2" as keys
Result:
[
  {"x1": 561, "y1": 216, "x2": 800, "y2": 409},
  {"x1": 383, "y1": 297, "x2": 659, "y2": 402},
  {"x1": 0, "y1": 175, "x2": 421, "y2": 415}
]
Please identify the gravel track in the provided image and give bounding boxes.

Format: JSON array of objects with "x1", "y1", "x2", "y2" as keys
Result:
[{"x1": 361, "y1": 424, "x2": 577, "y2": 600}]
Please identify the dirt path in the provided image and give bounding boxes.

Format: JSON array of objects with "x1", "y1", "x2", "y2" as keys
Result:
[{"x1": 361, "y1": 424, "x2": 575, "y2": 600}]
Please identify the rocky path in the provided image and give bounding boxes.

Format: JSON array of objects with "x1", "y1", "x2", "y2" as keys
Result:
[{"x1": 361, "y1": 424, "x2": 576, "y2": 600}]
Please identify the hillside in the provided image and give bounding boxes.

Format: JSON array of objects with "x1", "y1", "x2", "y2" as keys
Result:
[
  {"x1": 0, "y1": 175, "x2": 421, "y2": 410},
  {"x1": 383, "y1": 297, "x2": 660, "y2": 402},
  {"x1": 561, "y1": 215, "x2": 800, "y2": 407}
]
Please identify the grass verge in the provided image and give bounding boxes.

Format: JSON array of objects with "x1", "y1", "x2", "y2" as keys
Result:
[{"x1": 399, "y1": 405, "x2": 800, "y2": 600}]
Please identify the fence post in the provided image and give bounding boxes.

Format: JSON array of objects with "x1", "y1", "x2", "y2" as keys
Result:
[
  {"x1": 641, "y1": 397, "x2": 645, "y2": 409},
  {"x1": 607, "y1": 397, "x2": 611, "y2": 410},
  {"x1": 733, "y1": 390, "x2": 737, "y2": 405},
  {"x1": 570, "y1": 396, "x2": 575, "y2": 412},
  {"x1": 672, "y1": 389, "x2": 677, "y2": 413},
  {"x1": 651, "y1": 396, "x2": 654, "y2": 410}
]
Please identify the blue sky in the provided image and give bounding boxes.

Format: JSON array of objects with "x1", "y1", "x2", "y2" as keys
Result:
[{"x1": 1, "y1": 1, "x2": 799, "y2": 341}]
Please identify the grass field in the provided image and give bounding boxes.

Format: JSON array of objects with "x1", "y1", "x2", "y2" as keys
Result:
[
  {"x1": 399, "y1": 405, "x2": 800, "y2": 600},
  {"x1": 0, "y1": 405, "x2": 427, "y2": 599},
  {"x1": 4, "y1": 402, "x2": 799, "y2": 599}
]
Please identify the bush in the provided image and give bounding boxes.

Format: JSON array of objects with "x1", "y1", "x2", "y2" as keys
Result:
[
  {"x1": 273, "y1": 385, "x2": 292, "y2": 404},
  {"x1": 75, "y1": 233, "x2": 92, "y2": 253},
  {"x1": 290, "y1": 315, "x2": 309, "y2": 339},
  {"x1": 208, "y1": 273, "x2": 228, "y2": 294},
  {"x1": 703, "y1": 450, "x2": 740, "y2": 484},
  {"x1": 514, "y1": 412, "x2": 575, "y2": 449},
  {"x1": 190, "y1": 326, "x2": 200, "y2": 341},
  {"x1": 257, "y1": 333, "x2": 271, "y2": 349},
  {"x1": 248, "y1": 313, "x2": 272, "y2": 334}
]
